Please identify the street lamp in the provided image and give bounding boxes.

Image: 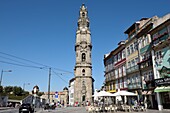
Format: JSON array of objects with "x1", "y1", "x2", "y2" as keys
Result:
[
  {"x1": 0, "y1": 70, "x2": 12, "y2": 86},
  {"x1": 23, "y1": 83, "x2": 30, "y2": 91}
]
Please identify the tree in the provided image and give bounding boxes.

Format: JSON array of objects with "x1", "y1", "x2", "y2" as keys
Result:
[
  {"x1": 37, "y1": 92, "x2": 44, "y2": 97},
  {"x1": 4, "y1": 86, "x2": 13, "y2": 94},
  {"x1": 23, "y1": 91, "x2": 29, "y2": 95},
  {"x1": 0, "y1": 86, "x2": 3, "y2": 94},
  {"x1": 13, "y1": 86, "x2": 23, "y2": 96}
]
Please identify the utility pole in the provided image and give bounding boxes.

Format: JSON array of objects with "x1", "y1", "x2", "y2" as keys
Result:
[
  {"x1": 0, "y1": 70, "x2": 12, "y2": 86},
  {"x1": 48, "y1": 68, "x2": 51, "y2": 103}
]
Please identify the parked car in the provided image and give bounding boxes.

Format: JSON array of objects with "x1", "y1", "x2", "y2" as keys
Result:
[{"x1": 19, "y1": 103, "x2": 34, "y2": 113}]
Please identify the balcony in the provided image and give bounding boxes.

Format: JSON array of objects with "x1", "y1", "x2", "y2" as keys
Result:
[
  {"x1": 140, "y1": 44, "x2": 151, "y2": 54},
  {"x1": 126, "y1": 65, "x2": 139, "y2": 74},
  {"x1": 152, "y1": 33, "x2": 169, "y2": 47},
  {"x1": 105, "y1": 75, "x2": 115, "y2": 82},
  {"x1": 138, "y1": 56, "x2": 152, "y2": 64},
  {"x1": 128, "y1": 83, "x2": 141, "y2": 89}
]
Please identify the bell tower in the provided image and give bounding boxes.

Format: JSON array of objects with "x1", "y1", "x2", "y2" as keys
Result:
[{"x1": 74, "y1": 4, "x2": 94, "y2": 104}]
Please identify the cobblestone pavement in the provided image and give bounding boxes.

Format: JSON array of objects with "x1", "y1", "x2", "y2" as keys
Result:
[
  {"x1": 0, "y1": 107, "x2": 170, "y2": 113},
  {"x1": 36, "y1": 107, "x2": 170, "y2": 113},
  {"x1": 36, "y1": 107, "x2": 88, "y2": 113}
]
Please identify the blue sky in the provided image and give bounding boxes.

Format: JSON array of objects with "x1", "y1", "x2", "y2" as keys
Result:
[{"x1": 0, "y1": 0, "x2": 169, "y2": 92}]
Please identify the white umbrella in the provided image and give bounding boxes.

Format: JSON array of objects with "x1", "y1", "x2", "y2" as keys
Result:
[
  {"x1": 93, "y1": 91, "x2": 114, "y2": 110},
  {"x1": 113, "y1": 90, "x2": 137, "y2": 104},
  {"x1": 93, "y1": 91, "x2": 115, "y2": 97},
  {"x1": 113, "y1": 90, "x2": 137, "y2": 96}
]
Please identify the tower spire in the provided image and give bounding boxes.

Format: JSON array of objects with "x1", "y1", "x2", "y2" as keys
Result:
[
  {"x1": 77, "y1": 3, "x2": 90, "y2": 32},
  {"x1": 73, "y1": 4, "x2": 94, "y2": 104}
]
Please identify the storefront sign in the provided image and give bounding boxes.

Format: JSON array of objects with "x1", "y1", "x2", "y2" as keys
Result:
[{"x1": 155, "y1": 77, "x2": 170, "y2": 86}]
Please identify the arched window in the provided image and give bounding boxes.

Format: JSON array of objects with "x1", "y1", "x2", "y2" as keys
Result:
[
  {"x1": 82, "y1": 69, "x2": 85, "y2": 76},
  {"x1": 82, "y1": 12, "x2": 85, "y2": 17},
  {"x1": 82, "y1": 53, "x2": 86, "y2": 62},
  {"x1": 82, "y1": 81, "x2": 85, "y2": 85},
  {"x1": 82, "y1": 95, "x2": 86, "y2": 101}
]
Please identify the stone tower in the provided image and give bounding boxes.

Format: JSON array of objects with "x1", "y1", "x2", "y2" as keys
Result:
[{"x1": 74, "y1": 4, "x2": 94, "y2": 104}]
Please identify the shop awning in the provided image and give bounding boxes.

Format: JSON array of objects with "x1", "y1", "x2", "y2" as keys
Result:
[{"x1": 154, "y1": 86, "x2": 170, "y2": 92}]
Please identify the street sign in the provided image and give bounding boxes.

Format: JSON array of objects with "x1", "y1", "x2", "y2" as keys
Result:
[{"x1": 55, "y1": 91, "x2": 58, "y2": 99}]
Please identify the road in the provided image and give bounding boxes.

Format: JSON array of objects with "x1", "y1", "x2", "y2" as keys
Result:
[
  {"x1": 0, "y1": 108, "x2": 18, "y2": 113},
  {"x1": 0, "y1": 107, "x2": 170, "y2": 113}
]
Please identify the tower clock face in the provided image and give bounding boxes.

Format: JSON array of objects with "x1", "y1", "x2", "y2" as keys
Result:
[
  {"x1": 81, "y1": 43, "x2": 87, "y2": 49},
  {"x1": 82, "y1": 89, "x2": 86, "y2": 94},
  {"x1": 82, "y1": 28, "x2": 86, "y2": 31}
]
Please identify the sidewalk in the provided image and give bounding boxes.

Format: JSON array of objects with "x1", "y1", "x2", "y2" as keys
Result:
[
  {"x1": 0, "y1": 107, "x2": 15, "y2": 110},
  {"x1": 136, "y1": 109, "x2": 170, "y2": 113},
  {"x1": 0, "y1": 107, "x2": 10, "y2": 110}
]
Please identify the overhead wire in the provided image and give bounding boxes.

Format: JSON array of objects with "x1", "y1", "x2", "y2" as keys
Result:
[
  {"x1": 0, "y1": 51, "x2": 48, "y2": 67},
  {"x1": 0, "y1": 60, "x2": 44, "y2": 69},
  {"x1": 0, "y1": 55, "x2": 37, "y2": 67},
  {"x1": 0, "y1": 51, "x2": 73, "y2": 73},
  {"x1": 52, "y1": 70, "x2": 68, "y2": 84},
  {"x1": 0, "y1": 51, "x2": 74, "y2": 83}
]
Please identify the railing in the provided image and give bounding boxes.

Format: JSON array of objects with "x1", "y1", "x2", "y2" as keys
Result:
[
  {"x1": 126, "y1": 65, "x2": 139, "y2": 74},
  {"x1": 140, "y1": 44, "x2": 151, "y2": 54},
  {"x1": 128, "y1": 83, "x2": 141, "y2": 89},
  {"x1": 105, "y1": 75, "x2": 115, "y2": 82},
  {"x1": 153, "y1": 32, "x2": 169, "y2": 46}
]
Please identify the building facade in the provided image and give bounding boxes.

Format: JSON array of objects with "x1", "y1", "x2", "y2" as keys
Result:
[
  {"x1": 113, "y1": 41, "x2": 127, "y2": 92},
  {"x1": 69, "y1": 78, "x2": 74, "y2": 106},
  {"x1": 73, "y1": 4, "x2": 94, "y2": 104},
  {"x1": 104, "y1": 51, "x2": 115, "y2": 93},
  {"x1": 136, "y1": 16, "x2": 158, "y2": 109},
  {"x1": 150, "y1": 14, "x2": 170, "y2": 110},
  {"x1": 103, "y1": 13, "x2": 170, "y2": 110},
  {"x1": 104, "y1": 41, "x2": 127, "y2": 103},
  {"x1": 124, "y1": 21, "x2": 142, "y2": 98},
  {"x1": 41, "y1": 88, "x2": 69, "y2": 106}
]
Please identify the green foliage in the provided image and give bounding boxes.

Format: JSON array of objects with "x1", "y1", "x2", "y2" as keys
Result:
[
  {"x1": 0, "y1": 86, "x2": 31, "y2": 100},
  {"x1": 8, "y1": 94, "x2": 29, "y2": 100},
  {"x1": 24, "y1": 91, "x2": 29, "y2": 95},
  {"x1": 13, "y1": 86, "x2": 23, "y2": 96},
  {"x1": 37, "y1": 92, "x2": 44, "y2": 97},
  {"x1": 4, "y1": 86, "x2": 13, "y2": 94},
  {"x1": 0, "y1": 86, "x2": 3, "y2": 93}
]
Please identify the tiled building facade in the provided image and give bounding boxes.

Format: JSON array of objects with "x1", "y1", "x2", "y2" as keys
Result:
[
  {"x1": 104, "y1": 41, "x2": 127, "y2": 93},
  {"x1": 104, "y1": 13, "x2": 170, "y2": 110}
]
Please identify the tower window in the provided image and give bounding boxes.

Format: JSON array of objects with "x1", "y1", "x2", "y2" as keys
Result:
[
  {"x1": 82, "y1": 53, "x2": 86, "y2": 62},
  {"x1": 82, "y1": 81, "x2": 85, "y2": 85},
  {"x1": 82, "y1": 69, "x2": 85, "y2": 76},
  {"x1": 82, "y1": 12, "x2": 85, "y2": 17}
]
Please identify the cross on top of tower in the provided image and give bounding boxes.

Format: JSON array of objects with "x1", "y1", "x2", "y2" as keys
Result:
[{"x1": 80, "y1": 3, "x2": 86, "y2": 11}]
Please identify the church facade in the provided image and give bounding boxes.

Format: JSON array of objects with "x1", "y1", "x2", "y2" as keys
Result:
[{"x1": 73, "y1": 4, "x2": 94, "y2": 104}]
